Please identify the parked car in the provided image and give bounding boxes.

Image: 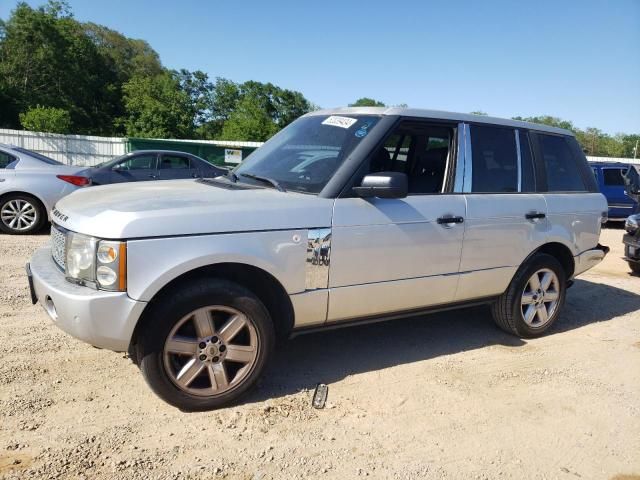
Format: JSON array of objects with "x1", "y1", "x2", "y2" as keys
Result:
[
  {"x1": 27, "y1": 107, "x2": 608, "y2": 410},
  {"x1": 78, "y1": 150, "x2": 226, "y2": 185},
  {"x1": 591, "y1": 161, "x2": 637, "y2": 221},
  {"x1": 0, "y1": 144, "x2": 90, "y2": 234},
  {"x1": 622, "y1": 165, "x2": 640, "y2": 274}
]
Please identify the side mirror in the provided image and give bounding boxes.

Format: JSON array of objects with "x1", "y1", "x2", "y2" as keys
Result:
[{"x1": 353, "y1": 172, "x2": 408, "y2": 199}]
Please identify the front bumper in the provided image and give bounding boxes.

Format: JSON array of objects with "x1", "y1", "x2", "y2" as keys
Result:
[
  {"x1": 623, "y1": 233, "x2": 640, "y2": 263},
  {"x1": 28, "y1": 246, "x2": 146, "y2": 352},
  {"x1": 573, "y1": 243, "x2": 609, "y2": 277}
]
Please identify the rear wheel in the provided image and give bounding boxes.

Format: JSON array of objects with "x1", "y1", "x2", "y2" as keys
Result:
[
  {"x1": 0, "y1": 194, "x2": 46, "y2": 234},
  {"x1": 138, "y1": 279, "x2": 275, "y2": 411},
  {"x1": 492, "y1": 254, "x2": 566, "y2": 338}
]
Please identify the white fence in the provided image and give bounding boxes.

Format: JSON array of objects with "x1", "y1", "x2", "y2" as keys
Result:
[
  {"x1": 0, "y1": 128, "x2": 264, "y2": 167},
  {"x1": 587, "y1": 155, "x2": 640, "y2": 165},
  {"x1": 0, "y1": 128, "x2": 126, "y2": 166}
]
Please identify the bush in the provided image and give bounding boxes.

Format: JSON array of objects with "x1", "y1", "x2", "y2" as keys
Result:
[{"x1": 19, "y1": 105, "x2": 71, "y2": 133}]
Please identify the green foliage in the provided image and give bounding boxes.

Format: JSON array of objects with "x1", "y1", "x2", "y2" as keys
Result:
[
  {"x1": 349, "y1": 97, "x2": 385, "y2": 107},
  {"x1": 513, "y1": 115, "x2": 638, "y2": 157},
  {"x1": 1, "y1": 1, "x2": 636, "y2": 154},
  {"x1": 219, "y1": 93, "x2": 279, "y2": 142},
  {"x1": 19, "y1": 105, "x2": 71, "y2": 133},
  {"x1": 121, "y1": 72, "x2": 195, "y2": 138}
]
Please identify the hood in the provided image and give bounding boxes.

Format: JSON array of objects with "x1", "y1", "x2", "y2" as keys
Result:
[{"x1": 52, "y1": 179, "x2": 334, "y2": 239}]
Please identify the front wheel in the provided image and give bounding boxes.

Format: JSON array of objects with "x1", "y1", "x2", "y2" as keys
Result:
[
  {"x1": 629, "y1": 261, "x2": 640, "y2": 275},
  {"x1": 138, "y1": 279, "x2": 275, "y2": 411},
  {"x1": 491, "y1": 253, "x2": 567, "y2": 338}
]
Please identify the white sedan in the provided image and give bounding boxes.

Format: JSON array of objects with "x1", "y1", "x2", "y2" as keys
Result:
[{"x1": 0, "y1": 144, "x2": 90, "y2": 234}]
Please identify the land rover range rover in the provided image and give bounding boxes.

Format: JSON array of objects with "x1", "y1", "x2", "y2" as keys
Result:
[{"x1": 27, "y1": 108, "x2": 608, "y2": 410}]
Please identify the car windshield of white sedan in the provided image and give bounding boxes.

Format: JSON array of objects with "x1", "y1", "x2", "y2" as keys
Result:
[{"x1": 233, "y1": 115, "x2": 380, "y2": 194}]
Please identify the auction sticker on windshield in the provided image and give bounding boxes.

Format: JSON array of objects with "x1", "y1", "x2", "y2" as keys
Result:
[{"x1": 321, "y1": 116, "x2": 358, "y2": 129}]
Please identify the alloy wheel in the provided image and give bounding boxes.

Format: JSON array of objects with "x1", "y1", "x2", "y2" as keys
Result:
[
  {"x1": 520, "y1": 268, "x2": 560, "y2": 328},
  {"x1": 1, "y1": 199, "x2": 38, "y2": 231},
  {"x1": 163, "y1": 306, "x2": 259, "y2": 397}
]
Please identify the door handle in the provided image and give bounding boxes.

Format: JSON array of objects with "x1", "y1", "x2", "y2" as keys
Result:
[
  {"x1": 437, "y1": 216, "x2": 464, "y2": 225},
  {"x1": 525, "y1": 212, "x2": 546, "y2": 220},
  {"x1": 0, "y1": 179, "x2": 5, "y2": 182},
  {"x1": 149, "y1": 174, "x2": 158, "y2": 179}
]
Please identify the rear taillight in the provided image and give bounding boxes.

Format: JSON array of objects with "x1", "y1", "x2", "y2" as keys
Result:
[{"x1": 56, "y1": 175, "x2": 91, "y2": 187}]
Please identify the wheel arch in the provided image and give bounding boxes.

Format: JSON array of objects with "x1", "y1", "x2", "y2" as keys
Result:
[
  {"x1": 129, "y1": 262, "x2": 295, "y2": 358},
  {"x1": 523, "y1": 241, "x2": 575, "y2": 279},
  {"x1": 0, "y1": 190, "x2": 49, "y2": 215}
]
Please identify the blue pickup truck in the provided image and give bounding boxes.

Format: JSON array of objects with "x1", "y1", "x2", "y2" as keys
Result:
[{"x1": 591, "y1": 162, "x2": 638, "y2": 221}]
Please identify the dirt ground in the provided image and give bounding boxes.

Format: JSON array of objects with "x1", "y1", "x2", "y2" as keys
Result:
[{"x1": 0, "y1": 227, "x2": 639, "y2": 480}]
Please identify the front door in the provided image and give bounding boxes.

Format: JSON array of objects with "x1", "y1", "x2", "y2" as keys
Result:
[
  {"x1": 328, "y1": 121, "x2": 466, "y2": 322},
  {"x1": 111, "y1": 153, "x2": 159, "y2": 183}
]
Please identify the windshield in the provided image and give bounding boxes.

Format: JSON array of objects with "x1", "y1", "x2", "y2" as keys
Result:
[
  {"x1": 13, "y1": 147, "x2": 62, "y2": 165},
  {"x1": 234, "y1": 114, "x2": 381, "y2": 194}
]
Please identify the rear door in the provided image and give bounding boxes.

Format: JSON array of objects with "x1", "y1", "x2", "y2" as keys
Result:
[
  {"x1": 0, "y1": 149, "x2": 17, "y2": 191},
  {"x1": 112, "y1": 153, "x2": 159, "y2": 182},
  {"x1": 158, "y1": 153, "x2": 196, "y2": 180},
  {"x1": 456, "y1": 125, "x2": 548, "y2": 301},
  {"x1": 600, "y1": 165, "x2": 635, "y2": 219}
]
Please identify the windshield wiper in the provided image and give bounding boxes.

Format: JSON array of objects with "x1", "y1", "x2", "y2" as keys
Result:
[
  {"x1": 225, "y1": 171, "x2": 238, "y2": 183},
  {"x1": 239, "y1": 173, "x2": 286, "y2": 192}
]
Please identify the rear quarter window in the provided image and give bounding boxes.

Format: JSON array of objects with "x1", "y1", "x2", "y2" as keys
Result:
[
  {"x1": 0, "y1": 151, "x2": 17, "y2": 169},
  {"x1": 537, "y1": 134, "x2": 587, "y2": 192}
]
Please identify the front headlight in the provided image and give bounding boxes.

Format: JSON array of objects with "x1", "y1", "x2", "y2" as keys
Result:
[
  {"x1": 65, "y1": 233, "x2": 126, "y2": 291},
  {"x1": 625, "y1": 215, "x2": 639, "y2": 234},
  {"x1": 95, "y1": 240, "x2": 127, "y2": 291},
  {"x1": 66, "y1": 232, "x2": 97, "y2": 282}
]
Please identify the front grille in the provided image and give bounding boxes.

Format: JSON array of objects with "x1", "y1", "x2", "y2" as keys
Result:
[{"x1": 51, "y1": 226, "x2": 67, "y2": 270}]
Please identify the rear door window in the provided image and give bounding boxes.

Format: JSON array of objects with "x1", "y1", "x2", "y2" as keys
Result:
[
  {"x1": 602, "y1": 168, "x2": 625, "y2": 186},
  {"x1": 470, "y1": 125, "x2": 518, "y2": 193},
  {"x1": 538, "y1": 135, "x2": 587, "y2": 192}
]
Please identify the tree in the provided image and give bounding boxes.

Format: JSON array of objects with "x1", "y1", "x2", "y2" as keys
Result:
[
  {"x1": 219, "y1": 93, "x2": 279, "y2": 142},
  {"x1": 19, "y1": 105, "x2": 71, "y2": 133},
  {"x1": 349, "y1": 97, "x2": 385, "y2": 107},
  {"x1": 0, "y1": 1, "x2": 117, "y2": 133},
  {"x1": 121, "y1": 72, "x2": 195, "y2": 138}
]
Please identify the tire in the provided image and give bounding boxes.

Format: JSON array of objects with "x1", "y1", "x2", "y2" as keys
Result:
[
  {"x1": 138, "y1": 278, "x2": 275, "y2": 411},
  {"x1": 0, "y1": 194, "x2": 47, "y2": 235},
  {"x1": 491, "y1": 253, "x2": 567, "y2": 338},
  {"x1": 629, "y1": 262, "x2": 640, "y2": 275}
]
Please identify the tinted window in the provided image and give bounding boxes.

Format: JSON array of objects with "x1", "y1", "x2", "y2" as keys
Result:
[
  {"x1": 117, "y1": 154, "x2": 156, "y2": 170},
  {"x1": 538, "y1": 135, "x2": 586, "y2": 192},
  {"x1": 471, "y1": 126, "x2": 518, "y2": 193},
  {"x1": 603, "y1": 168, "x2": 625, "y2": 186},
  {"x1": 519, "y1": 131, "x2": 536, "y2": 192},
  {"x1": 0, "y1": 151, "x2": 17, "y2": 169},
  {"x1": 160, "y1": 155, "x2": 190, "y2": 169},
  {"x1": 369, "y1": 123, "x2": 453, "y2": 194}
]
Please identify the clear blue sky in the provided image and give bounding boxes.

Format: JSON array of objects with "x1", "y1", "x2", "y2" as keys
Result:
[{"x1": 2, "y1": 0, "x2": 639, "y2": 133}]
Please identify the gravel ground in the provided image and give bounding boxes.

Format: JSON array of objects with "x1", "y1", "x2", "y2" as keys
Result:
[{"x1": 0, "y1": 227, "x2": 639, "y2": 480}]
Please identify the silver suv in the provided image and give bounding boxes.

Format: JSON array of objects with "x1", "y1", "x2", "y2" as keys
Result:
[{"x1": 27, "y1": 108, "x2": 609, "y2": 411}]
